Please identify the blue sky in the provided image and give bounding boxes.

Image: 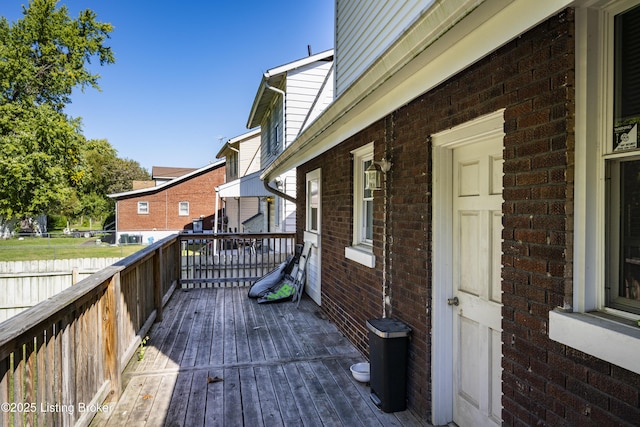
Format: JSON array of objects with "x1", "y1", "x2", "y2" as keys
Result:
[{"x1": 0, "y1": 1, "x2": 334, "y2": 172}]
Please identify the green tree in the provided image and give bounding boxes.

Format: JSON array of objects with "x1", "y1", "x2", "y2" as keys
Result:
[
  {"x1": 76, "y1": 139, "x2": 150, "y2": 224},
  {"x1": 0, "y1": 0, "x2": 114, "y2": 221}
]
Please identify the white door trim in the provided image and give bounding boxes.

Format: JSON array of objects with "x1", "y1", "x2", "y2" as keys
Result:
[
  {"x1": 431, "y1": 109, "x2": 505, "y2": 425},
  {"x1": 305, "y1": 168, "x2": 322, "y2": 305}
]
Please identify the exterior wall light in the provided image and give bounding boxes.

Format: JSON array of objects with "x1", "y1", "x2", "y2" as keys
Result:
[{"x1": 365, "y1": 159, "x2": 392, "y2": 191}]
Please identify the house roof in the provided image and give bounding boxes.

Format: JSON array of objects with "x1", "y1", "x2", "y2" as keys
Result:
[
  {"x1": 215, "y1": 128, "x2": 261, "y2": 159},
  {"x1": 260, "y1": 0, "x2": 568, "y2": 184},
  {"x1": 109, "y1": 160, "x2": 225, "y2": 199},
  {"x1": 152, "y1": 166, "x2": 199, "y2": 180},
  {"x1": 246, "y1": 49, "x2": 334, "y2": 129}
]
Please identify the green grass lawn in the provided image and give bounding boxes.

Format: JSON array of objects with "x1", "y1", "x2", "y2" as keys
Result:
[{"x1": 0, "y1": 236, "x2": 144, "y2": 261}]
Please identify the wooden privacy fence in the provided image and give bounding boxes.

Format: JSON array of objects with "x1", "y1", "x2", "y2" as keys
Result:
[
  {"x1": 180, "y1": 232, "x2": 296, "y2": 287},
  {"x1": 0, "y1": 258, "x2": 122, "y2": 323},
  {"x1": 0, "y1": 235, "x2": 181, "y2": 427}
]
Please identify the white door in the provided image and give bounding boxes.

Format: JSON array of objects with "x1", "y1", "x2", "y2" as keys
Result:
[
  {"x1": 452, "y1": 137, "x2": 503, "y2": 426},
  {"x1": 304, "y1": 169, "x2": 322, "y2": 305}
]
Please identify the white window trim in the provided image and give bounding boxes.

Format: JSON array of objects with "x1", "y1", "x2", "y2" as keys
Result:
[
  {"x1": 137, "y1": 201, "x2": 149, "y2": 215},
  {"x1": 179, "y1": 201, "x2": 189, "y2": 216},
  {"x1": 345, "y1": 142, "x2": 376, "y2": 267},
  {"x1": 549, "y1": 1, "x2": 640, "y2": 375}
]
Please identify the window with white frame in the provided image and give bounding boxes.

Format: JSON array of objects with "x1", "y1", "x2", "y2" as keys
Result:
[
  {"x1": 137, "y1": 201, "x2": 149, "y2": 214},
  {"x1": 274, "y1": 122, "x2": 281, "y2": 154},
  {"x1": 345, "y1": 142, "x2": 376, "y2": 267},
  {"x1": 228, "y1": 151, "x2": 238, "y2": 179},
  {"x1": 549, "y1": 0, "x2": 640, "y2": 375},
  {"x1": 306, "y1": 169, "x2": 320, "y2": 233},
  {"x1": 179, "y1": 201, "x2": 189, "y2": 216}
]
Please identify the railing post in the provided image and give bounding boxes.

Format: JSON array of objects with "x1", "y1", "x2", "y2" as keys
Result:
[
  {"x1": 102, "y1": 272, "x2": 121, "y2": 401},
  {"x1": 154, "y1": 246, "x2": 163, "y2": 322},
  {"x1": 176, "y1": 236, "x2": 182, "y2": 288}
]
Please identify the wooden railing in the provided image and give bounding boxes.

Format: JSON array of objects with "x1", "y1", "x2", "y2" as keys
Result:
[
  {"x1": 0, "y1": 234, "x2": 181, "y2": 427},
  {"x1": 0, "y1": 232, "x2": 295, "y2": 426},
  {"x1": 180, "y1": 232, "x2": 296, "y2": 287}
]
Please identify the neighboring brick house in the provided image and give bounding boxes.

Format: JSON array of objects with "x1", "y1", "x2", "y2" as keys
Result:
[
  {"x1": 261, "y1": 1, "x2": 640, "y2": 426},
  {"x1": 109, "y1": 161, "x2": 225, "y2": 244}
]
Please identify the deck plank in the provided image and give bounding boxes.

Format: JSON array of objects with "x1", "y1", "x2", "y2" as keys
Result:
[
  {"x1": 209, "y1": 289, "x2": 225, "y2": 365},
  {"x1": 194, "y1": 289, "x2": 216, "y2": 366},
  {"x1": 295, "y1": 361, "x2": 343, "y2": 426},
  {"x1": 246, "y1": 295, "x2": 278, "y2": 361},
  {"x1": 270, "y1": 364, "x2": 303, "y2": 425},
  {"x1": 309, "y1": 360, "x2": 366, "y2": 426},
  {"x1": 203, "y1": 367, "x2": 224, "y2": 426},
  {"x1": 237, "y1": 366, "x2": 263, "y2": 426},
  {"x1": 281, "y1": 363, "x2": 324, "y2": 427},
  {"x1": 253, "y1": 365, "x2": 284, "y2": 427},
  {"x1": 161, "y1": 371, "x2": 192, "y2": 426},
  {"x1": 145, "y1": 374, "x2": 178, "y2": 427},
  {"x1": 222, "y1": 367, "x2": 243, "y2": 425},
  {"x1": 180, "y1": 292, "x2": 209, "y2": 368},
  {"x1": 95, "y1": 287, "x2": 430, "y2": 427},
  {"x1": 184, "y1": 370, "x2": 208, "y2": 426},
  {"x1": 232, "y1": 286, "x2": 251, "y2": 364}
]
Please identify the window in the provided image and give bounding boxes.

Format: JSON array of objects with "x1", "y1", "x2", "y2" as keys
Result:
[
  {"x1": 179, "y1": 201, "x2": 189, "y2": 216},
  {"x1": 274, "y1": 123, "x2": 281, "y2": 154},
  {"x1": 549, "y1": 0, "x2": 640, "y2": 375},
  {"x1": 137, "y1": 201, "x2": 149, "y2": 214},
  {"x1": 306, "y1": 169, "x2": 321, "y2": 233},
  {"x1": 608, "y1": 3, "x2": 640, "y2": 314},
  {"x1": 345, "y1": 142, "x2": 376, "y2": 267},
  {"x1": 228, "y1": 151, "x2": 238, "y2": 179}
]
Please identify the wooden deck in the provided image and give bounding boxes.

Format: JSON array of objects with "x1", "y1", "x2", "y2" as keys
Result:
[{"x1": 90, "y1": 287, "x2": 430, "y2": 427}]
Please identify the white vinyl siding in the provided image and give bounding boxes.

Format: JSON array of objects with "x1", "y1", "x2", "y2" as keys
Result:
[
  {"x1": 303, "y1": 66, "x2": 335, "y2": 132},
  {"x1": 285, "y1": 60, "x2": 333, "y2": 147},
  {"x1": 238, "y1": 133, "x2": 261, "y2": 176},
  {"x1": 335, "y1": 0, "x2": 435, "y2": 96}
]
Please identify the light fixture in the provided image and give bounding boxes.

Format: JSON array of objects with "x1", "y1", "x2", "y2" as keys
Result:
[{"x1": 365, "y1": 158, "x2": 392, "y2": 191}]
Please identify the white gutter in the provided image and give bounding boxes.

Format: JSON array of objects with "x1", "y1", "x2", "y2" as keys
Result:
[{"x1": 259, "y1": 0, "x2": 571, "y2": 187}]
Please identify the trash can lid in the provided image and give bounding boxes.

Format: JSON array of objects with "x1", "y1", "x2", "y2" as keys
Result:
[{"x1": 366, "y1": 318, "x2": 411, "y2": 338}]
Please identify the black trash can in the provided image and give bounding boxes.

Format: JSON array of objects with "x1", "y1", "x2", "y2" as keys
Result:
[{"x1": 366, "y1": 318, "x2": 411, "y2": 412}]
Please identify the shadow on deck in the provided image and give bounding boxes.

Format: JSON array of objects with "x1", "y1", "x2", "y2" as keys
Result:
[{"x1": 90, "y1": 287, "x2": 429, "y2": 426}]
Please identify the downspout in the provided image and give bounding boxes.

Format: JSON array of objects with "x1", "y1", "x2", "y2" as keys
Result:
[
  {"x1": 262, "y1": 179, "x2": 296, "y2": 204},
  {"x1": 263, "y1": 82, "x2": 297, "y2": 204}
]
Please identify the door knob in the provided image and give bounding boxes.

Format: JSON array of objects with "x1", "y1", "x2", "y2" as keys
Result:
[{"x1": 447, "y1": 296, "x2": 459, "y2": 306}]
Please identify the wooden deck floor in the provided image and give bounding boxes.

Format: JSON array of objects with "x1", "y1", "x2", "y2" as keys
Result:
[{"x1": 90, "y1": 287, "x2": 430, "y2": 427}]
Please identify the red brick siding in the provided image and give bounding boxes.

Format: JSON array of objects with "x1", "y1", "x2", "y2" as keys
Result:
[
  {"x1": 116, "y1": 166, "x2": 225, "y2": 231},
  {"x1": 297, "y1": 8, "x2": 640, "y2": 425}
]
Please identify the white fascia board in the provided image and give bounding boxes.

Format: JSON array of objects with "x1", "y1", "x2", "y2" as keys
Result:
[
  {"x1": 261, "y1": 0, "x2": 572, "y2": 182},
  {"x1": 264, "y1": 49, "x2": 334, "y2": 78},
  {"x1": 215, "y1": 128, "x2": 261, "y2": 159},
  {"x1": 108, "y1": 159, "x2": 225, "y2": 199},
  {"x1": 246, "y1": 50, "x2": 335, "y2": 129}
]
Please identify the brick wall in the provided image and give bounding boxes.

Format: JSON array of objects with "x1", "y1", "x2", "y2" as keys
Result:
[
  {"x1": 297, "y1": 8, "x2": 640, "y2": 425},
  {"x1": 116, "y1": 165, "x2": 225, "y2": 231}
]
